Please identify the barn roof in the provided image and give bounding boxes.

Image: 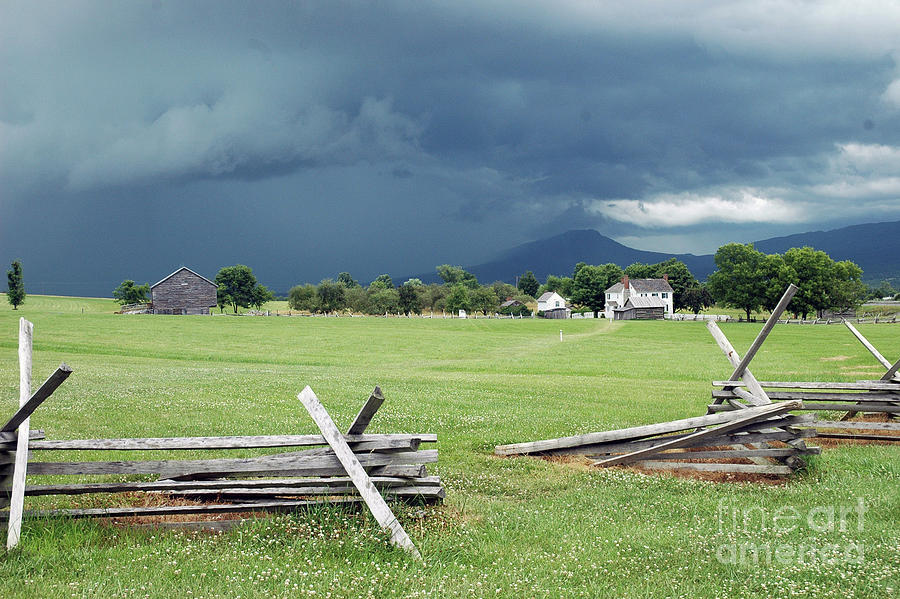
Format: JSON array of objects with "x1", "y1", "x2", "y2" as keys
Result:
[
  {"x1": 614, "y1": 296, "x2": 667, "y2": 310},
  {"x1": 605, "y1": 278, "x2": 674, "y2": 294},
  {"x1": 500, "y1": 299, "x2": 523, "y2": 307},
  {"x1": 151, "y1": 267, "x2": 217, "y2": 289}
]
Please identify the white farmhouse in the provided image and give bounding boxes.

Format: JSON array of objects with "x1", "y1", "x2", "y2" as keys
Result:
[
  {"x1": 604, "y1": 275, "x2": 674, "y2": 319},
  {"x1": 537, "y1": 291, "x2": 571, "y2": 318}
]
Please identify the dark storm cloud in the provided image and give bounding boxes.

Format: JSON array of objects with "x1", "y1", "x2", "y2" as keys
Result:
[{"x1": 2, "y1": 1, "x2": 900, "y2": 294}]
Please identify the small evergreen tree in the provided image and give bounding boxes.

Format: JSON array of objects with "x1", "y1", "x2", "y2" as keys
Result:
[{"x1": 6, "y1": 260, "x2": 25, "y2": 310}]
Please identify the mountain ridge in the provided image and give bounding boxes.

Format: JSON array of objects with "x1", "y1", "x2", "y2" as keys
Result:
[{"x1": 411, "y1": 220, "x2": 900, "y2": 286}]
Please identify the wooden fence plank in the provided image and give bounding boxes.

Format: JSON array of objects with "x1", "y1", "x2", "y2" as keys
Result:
[
  {"x1": 592, "y1": 402, "x2": 800, "y2": 467},
  {"x1": 298, "y1": 386, "x2": 422, "y2": 560},
  {"x1": 28, "y1": 433, "x2": 435, "y2": 451},
  {"x1": 25, "y1": 476, "x2": 443, "y2": 496},
  {"x1": 708, "y1": 402, "x2": 899, "y2": 413},
  {"x1": 495, "y1": 403, "x2": 800, "y2": 456},
  {"x1": 0, "y1": 498, "x2": 365, "y2": 521},
  {"x1": 711, "y1": 380, "x2": 900, "y2": 391},
  {"x1": 634, "y1": 461, "x2": 794, "y2": 475},
  {"x1": 726, "y1": 284, "x2": 797, "y2": 383},
  {"x1": 347, "y1": 387, "x2": 385, "y2": 435},
  {"x1": 805, "y1": 420, "x2": 900, "y2": 431},
  {"x1": 0, "y1": 364, "x2": 72, "y2": 433},
  {"x1": 27, "y1": 449, "x2": 438, "y2": 477},
  {"x1": 844, "y1": 321, "x2": 895, "y2": 370},
  {"x1": 712, "y1": 390, "x2": 899, "y2": 402},
  {"x1": 7, "y1": 318, "x2": 32, "y2": 550},
  {"x1": 706, "y1": 321, "x2": 770, "y2": 405}
]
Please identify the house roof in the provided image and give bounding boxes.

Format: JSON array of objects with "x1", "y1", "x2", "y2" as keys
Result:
[
  {"x1": 537, "y1": 291, "x2": 556, "y2": 302},
  {"x1": 614, "y1": 296, "x2": 667, "y2": 310},
  {"x1": 605, "y1": 278, "x2": 674, "y2": 294},
  {"x1": 151, "y1": 267, "x2": 217, "y2": 289},
  {"x1": 500, "y1": 299, "x2": 522, "y2": 307}
]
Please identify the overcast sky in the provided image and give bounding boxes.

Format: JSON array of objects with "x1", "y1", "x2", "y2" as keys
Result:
[{"x1": 3, "y1": 1, "x2": 900, "y2": 295}]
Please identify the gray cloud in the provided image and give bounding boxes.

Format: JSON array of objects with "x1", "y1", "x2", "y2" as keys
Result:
[{"x1": 2, "y1": 1, "x2": 899, "y2": 294}]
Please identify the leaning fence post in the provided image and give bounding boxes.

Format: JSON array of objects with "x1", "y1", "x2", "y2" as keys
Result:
[
  {"x1": 7, "y1": 318, "x2": 33, "y2": 550},
  {"x1": 298, "y1": 386, "x2": 422, "y2": 560}
]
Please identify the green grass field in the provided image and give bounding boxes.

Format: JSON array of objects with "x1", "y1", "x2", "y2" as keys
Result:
[{"x1": 0, "y1": 296, "x2": 898, "y2": 598}]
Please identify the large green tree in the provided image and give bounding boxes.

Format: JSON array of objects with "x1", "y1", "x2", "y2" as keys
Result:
[
  {"x1": 707, "y1": 243, "x2": 769, "y2": 321},
  {"x1": 215, "y1": 265, "x2": 260, "y2": 314},
  {"x1": 444, "y1": 284, "x2": 471, "y2": 314},
  {"x1": 828, "y1": 260, "x2": 866, "y2": 314},
  {"x1": 681, "y1": 285, "x2": 714, "y2": 314},
  {"x1": 542, "y1": 275, "x2": 574, "y2": 298},
  {"x1": 6, "y1": 260, "x2": 25, "y2": 309},
  {"x1": 436, "y1": 265, "x2": 478, "y2": 289},
  {"x1": 398, "y1": 283, "x2": 424, "y2": 315},
  {"x1": 112, "y1": 279, "x2": 149, "y2": 305},
  {"x1": 369, "y1": 274, "x2": 394, "y2": 290},
  {"x1": 471, "y1": 286, "x2": 500, "y2": 315},
  {"x1": 316, "y1": 279, "x2": 346, "y2": 313},
  {"x1": 337, "y1": 272, "x2": 359, "y2": 288},
  {"x1": 251, "y1": 285, "x2": 275, "y2": 310},
  {"x1": 517, "y1": 271, "x2": 540, "y2": 297},
  {"x1": 287, "y1": 284, "x2": 319, "y2": 312},
  {"x1": 570, "y1": 263, "x2": 623, "y2": 317}
]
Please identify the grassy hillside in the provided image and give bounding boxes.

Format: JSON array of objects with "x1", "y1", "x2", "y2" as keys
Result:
[{"x1": 0, "y1": 297, "x2": 897, "y2": 598}]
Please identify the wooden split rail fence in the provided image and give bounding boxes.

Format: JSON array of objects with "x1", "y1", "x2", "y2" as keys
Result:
[
  {"x1": 495, "y1": 401, "x2": 819, "y2": 476},
  {"x1": 2, "y1": 319, "x2": 440, "y2": 558},
  {"x1": 496, "y1": 285, "x2": 823, "y2": 477},
  {"x1": 707, "y1": 319, "x2": 900, "y2": 441}
]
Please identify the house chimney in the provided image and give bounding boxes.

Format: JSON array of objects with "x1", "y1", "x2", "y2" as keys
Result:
[
  {"x1": 623, "y1": 275, "x2": 629, "y2": 289},
  {"x1": 663, "y1": 274, "x2": 668, "y2": 282},
  {"x1": 622, "y1": 275, "x2": 630, "y2": 303}
]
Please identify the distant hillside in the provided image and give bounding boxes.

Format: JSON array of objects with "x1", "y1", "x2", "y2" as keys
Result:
[
  {"x1": 752, "y1": 220, "x2": 900, "y2": 284},
  {"x1": 413, "y1": 229, "x2": 715, "y2": 284},
  {"x1": 410, "y1": 220, "x2": 900, "y2": 286}
]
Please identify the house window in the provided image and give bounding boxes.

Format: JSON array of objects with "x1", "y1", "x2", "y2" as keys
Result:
[
  {"x1": 555, "y1": 301, "x2": 560, "y2": 307},
  {"x1": 652, "y1": 293, "x2": 658, "y2": 297},
  {"x1": 662, "y1": 292, "x2": 668, "y2": 298}
]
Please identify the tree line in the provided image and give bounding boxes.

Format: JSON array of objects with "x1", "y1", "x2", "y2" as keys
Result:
[{"x1": 282, "y1": 244, "x2": 882, "y2": 319}]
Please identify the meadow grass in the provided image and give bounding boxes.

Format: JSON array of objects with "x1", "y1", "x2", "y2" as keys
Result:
[{"x1": 0, "y1": 298, "x2": 897, "y2": 598}]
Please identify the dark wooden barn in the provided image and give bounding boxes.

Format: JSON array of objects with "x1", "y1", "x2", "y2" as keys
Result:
[
  {"x1": 151, "y1": 267, "x2": 217, "y2": 315},
  {"x1": 612, "y1": 296, "x2": 666, "y2": 320}
]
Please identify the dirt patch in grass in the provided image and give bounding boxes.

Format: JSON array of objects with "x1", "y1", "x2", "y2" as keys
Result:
[{"x1": 820, "y1": 355, "x2": 852, "y2": 361}]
